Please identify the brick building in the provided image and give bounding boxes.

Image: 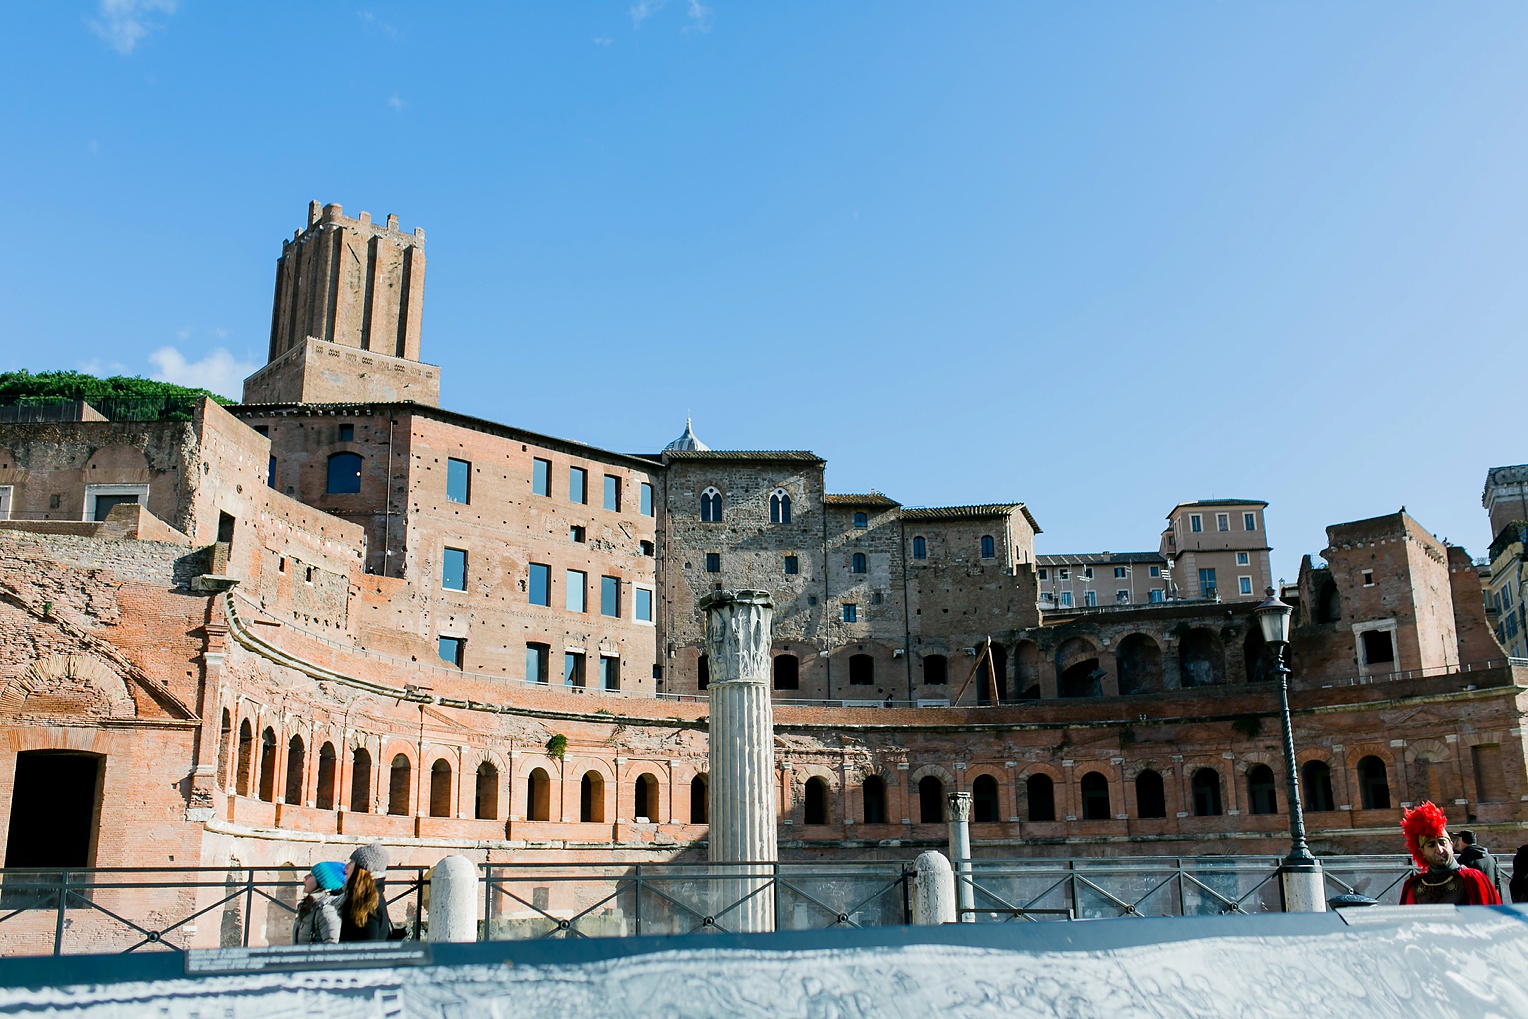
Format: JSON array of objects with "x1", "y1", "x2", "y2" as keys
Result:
[{"x1": 0, "y1": 204, "x2": 1523, "y2": 950}]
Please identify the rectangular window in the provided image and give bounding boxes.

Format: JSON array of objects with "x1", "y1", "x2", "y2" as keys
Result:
[
  {"x1": 438, "y1": 636, "x2": 464, "y2": 668},
  {"x1": 872, "y1": 592, "x2": 883, "y2": 604},
  {"x1": 640, "y1": 482, "x2": 654, "y2": 516},
  {"x1": 570, "y1": 525, "x2": 586, "y2": 543},
  {"x1": 526, "y1": 643, "x2": 549, "y2": 683},
  {"x1": 532, "y1": 458, "x2": 551, "y2": 496},
  {"x1": 1361, "y1": 629, "x2": 1395, "y2": 665},
  {"x1": 1149, "y1": 589, "x2": 1164, "y2": 603},
  {"x1": 1503, "y1": 586, "x2": 1515, "y2": 610},
  {"x1": 442, "y1": 547, "x2": 467, "y2": 591},
  {"x1": 843, "y1": 604, "x2": 858, "y2": 623},
  {"x1": 446, "y1": 458, "x2": 471, "y2": 504},
  {"x1": 267, "y1": 456, "x2": 276, "y2": 489},
  {"x1": 1190, "y1": 514, "x2": 1202, "y2": 533},
  {"x1": 1198, "y1": 568, "x2": 1216, "y2": 597},
  {"x1": 1116, "y1": 590, "x2": 1130, "y2": 604},
  {"x1": 1114, "y1": 566, "x2": 1127, "y2": 579},
  {"x1": 1058, "y1": 568, "x2": 1070, "y2": 580},
  {"x1": 569, "y1": 467, "x2": 587, "y2": 504},
  {"x1": 564, "y1": 651, "x2": 585, "y2": 689},
  {"x1": 1236, "y1": 552, "x2": 1250, "y2": 566},
  {"x1": 600, "y1": 656, "x2": 620, "y2": 691},
  {"x1": 1239, "y1": 576, "x2": 1253, "y2": 596},
  {"x1": 601, "y1": 576, "x2": 621, "y2": 617},
  {"x1": 1083, "y1": 567, "x2": 1093, "y2": 579},
  {"x1": 635, "y1": 587, "x2": 653, "y2": 623},
  {"x1": 566, "y1": 570, "x2": 587, "y2": 612},
  {"x1": 705, "y1": 552, "x2": 720, "y2": 573},
  {"x1": 1217, "y1": 513, "x2": 1229, "y2": 532},
  {"x1": 784, "y1": 555, "x2": 799, "y2": 574},
  {"x1": 1083, "y1": 591, "x2": 1096, "y2": 607},
  {"x1": 1473, "y1": 743, "x2": 1506, "y2": 802},
  {"x1": 1243, "y1": 512, "x2": 1256, "y2": 530},
  {"x1": 603, "y1": 475, "x2": 621, "y2": 512},
  {"x1": 1149, "y1": 565, "x2": 1161, "y2": 577},
  {"x1": 1037, "y1": 568, "x2": 1048, "y2": 580},
  {"x1": 338, "y1": 424, "x2": 354, "y2": 442},
  {"x1": 528, "y1": 563, "x2": 551, "y2": 606},
  {"x1": 1060, "y1": 592, "x2": 1073, "y2": 607},
  {"x1": 639, "y1": 540, "x2": 655, "y2": 556}
]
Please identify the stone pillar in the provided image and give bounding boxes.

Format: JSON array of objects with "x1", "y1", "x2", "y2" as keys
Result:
[
  {"x1": 910, "y1": 851, "x2": 956, "y2": 925},
  {"x1": 1280, "y1": 863, "x2": 1328, "y2": 914},
  {"x1": 702, "y1": 589, "x2": 777, "y2": 933},
  {"x1": 427, "y1": 855, "x2": 479, "y2": 942},
  {"x1": 947, "y1": 792, "x2": 974, "y2": 923}
]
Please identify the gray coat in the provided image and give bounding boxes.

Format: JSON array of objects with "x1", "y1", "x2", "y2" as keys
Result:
[{"x1": 293, "y1": 891, "x2": 341, "y2": 945}]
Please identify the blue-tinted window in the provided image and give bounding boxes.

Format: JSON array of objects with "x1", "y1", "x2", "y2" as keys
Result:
[
  {"x1": 980, "y1": 535, "x2": 995, "y2": 559},
  {"x1": 447, "y1": 458, "x2": 471, "y2": 504},
  {"x1": 604, "y1": 475, "x2": 620, "y2": 512},
  {"x1": 442, "y1": 548, "x2": 467, "y2": 591},
  {"x1": 784, "y1": 555, "x2": 799, "y2": 575},
  {"x1": 338, "y1": 424, "x2": 354, "y2": 442},
  {"x1": 843, "y1": 604, "x2": 857, "y2": 623},
  {"x1": 532, "y1": 458, "x2": 551, "y2": 496},
  {"x1": 326, "y1": 452, "x2": 362, "y2": 494},
  {"x1": 771, "y1": 491, "x2": 791, "y2": 524},
  {"x1": 566, "y1": 569, "x2": 587, "y2": 612},
  {"x1": 601, "y1": 576, "x2": 621, "y2": 617},
  {"x1": 635, "y1": 587, "x2": 653, "y2": 622},
  {"x1": 267, "y1": 456, "x2": 276, "y2": 489},
  {"x1": 851, "y1": 553, "x2": 866, "y2": 574},
  {"x1": 853, "y1": 512, "x2": 868, "y2": 528},
  {"x1": 526, "y1": 642, "x2": 549, "y2": 683},
  {"x1": 1149, "y1": 589, "x2": 1165, "y2": 603},
  {"x1": 600, "y1": 656, "x2": 620, "y2": 691},
  {"x1": 701, "y1": 488, "x2": 722, "y2": 522},
  {"x1": 564, "y1": 652, "x2": 585, "y2": 688},
  {"x1": 438, "y1": 636, "x2": 464, "y2": 668},
  {"x1": 528, "y1": 563, "x2": 550, "y2": 606},
  {"x1": 569, "y1": 467, "x2": 587, "y2": 504},
  {"x1": 1244, "y1": 512, "x2": 1257, "y2": 531},
  {"x1": 705, "y1": 553, "x2": 720, "y2": 573},
  {"x1": 1198, "y1": 568, "x2": 1217, "y2": 597},
  {"x1": 640, "y1": 482, "x2": 654, "y2": 516},
  {"x1": 912, "y1": 536, "x2": 926, "y2": 559}
]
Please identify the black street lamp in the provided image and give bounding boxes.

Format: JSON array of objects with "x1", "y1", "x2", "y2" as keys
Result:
[{"x1": 1253, "y1": 587, "x2": 1325, "y2": 911}]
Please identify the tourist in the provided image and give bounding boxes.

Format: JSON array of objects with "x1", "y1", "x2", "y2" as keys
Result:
[
  {"x1": 1511, "y1": 846, "x2": 1528, "y2": 903},
  {"x1": 1398, "y1": 802, "x2": 1501, "y2": 905},
  {"x1": 1452, "y1": 828, "x2": 1502, "y2": 897},
  {"x1": 293, "y1": 860, "x2": 344, "y2": 944},
  {"x1": 338, "y1": 842, "x2": 397, "y2": 941}
]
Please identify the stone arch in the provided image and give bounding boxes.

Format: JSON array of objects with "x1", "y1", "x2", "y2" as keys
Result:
[
  {"x1": 315, "y1": 741, "x2": 338, "y2": 810},
  {"x1": 1115, "y1": 633, "x2": 1162, "y2": 695},
  {"x1": 257, "y1": 727, "x2": 278, "y2": 802},
  {"x1": 387, "y1": 752, "x2": 413, "y2": 815},
  {"x1": 916, "y1": 774, "x2": 945, "y2": 823},
  {"x1": 525, "y1": 766, "x2": 552, "y2": 821},
  {"x1": 579, "y1": 767, "x2": 606, "y2": 823},
  {"x1": 1078, "y1": 770, "x2": 1111, "y2": 820},
  {"x1": 632, "y1": 771, "x2": 661, "y2": 822},
  {"x1": 1022, "y1": 765, "x2": 1061, "y2": 822},
  {"x1": 803, "y1": 775, "x2": 831, "y2": 825},
  {"x1": 1297, "y1": 751, "x2": 1336, "y2": 812},
  {"x1": 1055, "y1": 636, "x2": 1104, "y2": 697},
  {"x1": 908, "y1": 764, "x2": 954, "y2": 787},
  {"x1": 970, "y1": 772, "x2": 1002, "y2": 823},
  {"x1": 3, "y1": 655, "x2": 136, "y2": 719},
  {"x1": 1134, "y1": 768, "x2": 1168, "y2": 818},
  {"x1": 1178, "y1": 628, "x2": 1226, "y2": 687},
  {"x1": 428, "y1": 757, "x2": 454, "y2": 817}
]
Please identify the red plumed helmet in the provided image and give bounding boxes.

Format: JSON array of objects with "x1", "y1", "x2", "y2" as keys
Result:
[{"x1": 1401, "y1": 801, "x2": 1449, "y2": 868}]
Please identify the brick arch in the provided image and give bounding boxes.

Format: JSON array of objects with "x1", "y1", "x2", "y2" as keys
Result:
[
  {"x1": 565, "y1": 755, "x2": 616, "y2": 783},
  {"x1": 2, "y1": 725, "x2": 110, "y2": 755},
  {"x1": 908, "y1": 764, "x2": 954, "y2": 786},
  {"x1": 1343, "y1": 744, "x2": 1398, "y2": 771},
  {"x1": 1124, "y1": 759, "x2": 1173, "y2": 780},
  {"x1": 1236, "y1": 750, "x2": 1280, "y2": 776},
  {"x1": 2, "y1": 654, "x2": 135, "y2": 719},
  {"x1": 791, "y1": 764, "x2": 840, "y2": 790},
  {"x1": 1017, "y1": 762, "x2": 1064, "y2": 784},
  {"x1": 1403, "y1": 739, "x2": 1451, "y2": 764},
  {"x1": 965, "y1": 766, "x2": 1008, "y2": 819},
  {"x1": 514, "y1": 755, "x2": 558, "y2": 782}
]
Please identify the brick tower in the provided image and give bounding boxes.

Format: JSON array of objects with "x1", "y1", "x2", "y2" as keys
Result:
[{"x1": 241, "y1": 201, "x2": 440, "y2": 406}]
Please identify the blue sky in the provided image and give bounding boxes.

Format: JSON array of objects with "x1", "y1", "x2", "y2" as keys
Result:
[{"x1": 2, "y1": 3, "x2": 1526, "y2": 581}]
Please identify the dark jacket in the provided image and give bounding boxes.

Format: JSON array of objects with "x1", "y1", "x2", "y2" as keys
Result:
[
  {"x1": 337, "y1": 881, "x2": 396, "y2": 942},
  {"x1": 1458, "y1": 844, "x2": 1502, "y2": 895},
  {"x1": 1510, "y1": 847, "x2": 1528, "y2": 904}
]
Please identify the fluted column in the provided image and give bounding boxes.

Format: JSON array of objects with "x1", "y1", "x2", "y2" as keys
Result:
[
  {"x1": 702, "y1": 589, "x2": 776, "y2": 933},
  {"x1": 947, "y1": 792, "x2": 973, "y2": 922}
]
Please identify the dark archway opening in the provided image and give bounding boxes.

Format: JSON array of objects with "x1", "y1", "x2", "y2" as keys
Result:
[
  {"x1": 1135, "y1": 769, "x2": 1166, "y2": 818},
  {"x1": 918, "y1": 776, "x2": 944, "y2": 823},
  {"x1": 3, "y1": 752, "x2": 102, "y2": 907},
  {"x1": 972, "y1": 775, "x2": 1000, "y2": 823},
  {"x1": 1192, "y1": 768, "x2": 1223, "y2": 816},
  {"x1": 862, "y1": 775, "x2": 887, "y2": 824},
  {"x1": 1026, "y1": 774, "x2": 1056, "y2": 822},
  {"x1": 315, "y1": 742, "x2": 337, "y2": 810},
  {"x1": 1179, "y1": 629, "x2": 1226, "y2": 688},
  {"x1": 1116, "y1": 634, "x2": 1162, "y2": 695},
  {"x1": 1080, "y1": 772, "x2": 1111, "y2": 820},
  {"x1": 1059, "y1": 659, "x2": 1104, "y2": 698},
  {"x1": 1247, "y1": 764, "x2": 1277, "y2": 814},
  {"x1": 804, "y1": 777, "x2": 829, "y2": 825},
  {"x1": 689, "y1": 774, "x2": 706, "y2": 824},
  {"x1": 1303, "y1": 761, "x2": 1335, "y2": 812}
]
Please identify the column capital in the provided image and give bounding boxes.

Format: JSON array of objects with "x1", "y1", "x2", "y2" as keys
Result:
[
  {"x1": 947, "y1": 791, "x2": 972, "y2": 822},
  {"x1": 700, "y1": 589, "x2": 775, "y2": 684}
]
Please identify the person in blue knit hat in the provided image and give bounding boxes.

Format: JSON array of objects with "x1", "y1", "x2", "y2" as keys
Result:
[{"x1": 293, "y1": 860, "x2": 345, "y2": 944}]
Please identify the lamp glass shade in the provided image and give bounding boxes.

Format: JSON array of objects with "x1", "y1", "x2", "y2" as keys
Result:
[{"x1": 1254, "y1": 590, "x2": 1293, "y2": 646}]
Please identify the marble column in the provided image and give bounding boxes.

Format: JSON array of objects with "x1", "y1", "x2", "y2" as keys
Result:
[
  {"x1": 702, "y1": 589, "x2": 777, "y2": 933},
  {"x1": 947, "y1": 791, "x2": 974, "y2": 923}
]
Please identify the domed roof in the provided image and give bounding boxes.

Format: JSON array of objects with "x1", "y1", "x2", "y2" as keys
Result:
[{"x1": 664, "y1": 417, "x2": 710, "y2": 452}]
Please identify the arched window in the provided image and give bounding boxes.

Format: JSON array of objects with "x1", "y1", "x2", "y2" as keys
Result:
[
  {"x1": 773, "y1": 654, "x2": 799, "y2": 690},
  {"x1": 804, "y1": 777, "x2": 829, "y2": 825},
  {"x1": 315, "y1": 742, "x2": 337, "y2": 810},
  {"x1": 284, "y1": 735, "x2": 305, "y2": 805},
  {"x1": 923, "y1": 654, "x2": 948, "y2": 686},
  {"x1": 258, "y1": 727, "x2": 277, "y2": 802},
  {"x1": 912, "y1": 536, "x2": 926, "y2": 560},
  {"x1": 1358, "y1": 756, "x2": 1391, "y2": 810},
  {"x1": 1302, "y1": 761, "x2": 1335, "y2": 812},
  {"x1": 690, "y1": 774, "x2": 707, "y2": 824},
  {"x1": 918, "y1": 776, "x2": 944, "y2": 823},
  {"x1": 429, "y1": 759, "x2": 452, "y2": 817},
  {"x1": 218, "y1": 710, "x2": 233, "y2": 789},
  {"x1": 1191, "y1": 768, "x2": 1222, "y2": 817},
  {"x1": 634, "y1": 773, "x2": 659, "y2": 822},
  {"x1": 326, "y1": 452, "x2": 363, "y2": 494},
  {"x1": 526, "y1": 768, "x2": 551, "y2": 821},
  {"x1": 972, "y1": 775, "x2": 1000, "y2": 823},
  {"x1": 853, "y1": 512, "x2": 868, "y2": 528},
  {"x1": 1080, "y1": 772, "x2": 1110, "y2": 820},
  {"x1": 849, "y1": 653, "x2": 874, "y2": 685},
  {"x1": 1027, "y1": 774, "x2": 1056, "y2": 822},
  {"x1": 697, "y1": 653, "x2": 710, "y2": 690},
  {"x1": 851, "y1": 552, "x2": 867, "y2": 574},
  {"x1": 476, "y1": 761, "x2": 499, "y2": 820},
  {"x1": 1135, "y1": 769, "x2": 1166, "y2": 818},
  {"x1": 236, "y1": 720, "x2": 254, "y2": 796},
  {"x1": 580, "y1": 771, "x2": 605, "y2": 823},
  {"x1": 350, "y1": 747, "x2": 371, "y2": 813},
  {"x1": 770, "y1": 490, "x2": 791, "y2": 524},
  {"x1": 980, "y1": 535, "x2": 995, "y2": 559},
  {"x1": 700, "y1": 487, "x2": 722, "y2": 522},
  {"x1": 388, "y1": 754, "x2": 412, "y2": 815},
  {"x1": 862, "y1": 775, "x2": 887, "y2": 824},
  {"x1": 1247, "y1": 764, "x2": 1277, "y2": 814}
]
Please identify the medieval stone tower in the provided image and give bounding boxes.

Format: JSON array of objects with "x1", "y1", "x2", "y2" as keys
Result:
[{"x1": 241, "y1": 201, "x2": 440, "y2": 406}]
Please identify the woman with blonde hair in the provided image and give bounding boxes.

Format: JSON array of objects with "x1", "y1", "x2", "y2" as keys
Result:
[{"x1": 337, "y1": 842, "x2": 396, "y2": 941}]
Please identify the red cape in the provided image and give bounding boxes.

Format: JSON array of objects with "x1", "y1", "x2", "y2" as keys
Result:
[{"x1": 1399, "y1": 866, "x2": 1502, "y2": 906}]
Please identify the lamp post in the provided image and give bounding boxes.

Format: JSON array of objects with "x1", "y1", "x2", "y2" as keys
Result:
[{"x1": 1253, "y1": 587, "x2": 1326, "y2": 912}]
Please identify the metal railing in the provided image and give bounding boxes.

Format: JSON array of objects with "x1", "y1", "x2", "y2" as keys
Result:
[{"x1": 0, "y1": 855, "x2": 1423, "y2": 956}]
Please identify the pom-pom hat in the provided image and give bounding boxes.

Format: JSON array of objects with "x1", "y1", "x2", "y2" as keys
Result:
[
  {"x1": 310, "y1": 860, "x2": 345, "y2": 892},
  {"x1": 1401, "y1": 801, "x2": 1449, "y2": 869},
  {"x1": 350, "y1": 842, "x2": 389, "y2": 880}
]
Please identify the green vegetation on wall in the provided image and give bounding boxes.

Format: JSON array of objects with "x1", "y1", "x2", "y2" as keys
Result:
[{"x1": 0, "y1": 370, "x2": 230, "y2": 406}]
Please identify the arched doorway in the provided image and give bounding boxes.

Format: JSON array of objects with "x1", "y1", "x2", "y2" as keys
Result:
[
  {"x1": 1179, "y1": 629, "x2": 1226, "y2": 687},
  {"x1": 1116, "y1": 634, "x2": 1162, "y2": 695}
]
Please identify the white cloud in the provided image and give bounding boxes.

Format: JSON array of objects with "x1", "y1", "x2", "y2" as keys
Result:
[
  {"x1": 387, "y1": 93, "x2": 406, "y2": 112},
  {"x1": 685, "y1": 0, "x2": 712, "y2": 33},
  {"x1": 148, "y1": 347, "x2": 258, "y2": 400},
  {"x1": 629, "y1": 0, "x2": 711, "y2": 32},
  {"x1": 593, "y1": 36, "x2": 614, "y2": 46},
  {"x1": 79, "y1": 357, "x2": 130, "y2": 377},
  {"x1": 89, "y1": 0, "x2": 178, "y2": 55},
  {"x1": 630, "y1": 0, "x2": 666, "y2": 27}
]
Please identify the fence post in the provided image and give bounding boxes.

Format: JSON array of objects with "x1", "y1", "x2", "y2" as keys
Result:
[
  {"x1": 52, "y1": 871, "x2": 68, "y2": 957},
  {"x1": 412, "y1": 870, "x2": 424, "y2": 939},
  {"x1": 773, "y1": 862, "x2": 783, "y2": 931},
  {"x1": 1068, "y1": 859, "x2": 1078, "y2": 919},
  {"x1": 1176, "y1": 858, "x2": 1187, "y2": 916},
  {"x1": 428, "y1": 856, "x2": 479, "y2": 942},
  {"x1": 909, "y1": 851, "x2": 956, "y2": 924},
  {"x1": 633, "y1": 864, "x2": 643, "y2": 937},
  {"x1": 242, "y1": 869, "x2": 255, "y2": 947}
]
